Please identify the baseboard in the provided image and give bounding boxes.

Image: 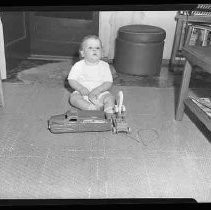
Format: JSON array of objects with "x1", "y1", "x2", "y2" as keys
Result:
[
  {"x1": 28, "y1": 54, "x2": 73, "y2": 61},
  {"x1": 161, "y1": 59, "x2": 170, "y2": 66},
  {"x1": 104, "y1": 58, "x2": 171, "y2": 66}
]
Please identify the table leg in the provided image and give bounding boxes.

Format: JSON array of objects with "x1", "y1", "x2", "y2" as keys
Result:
[
  {"x1": 0, "y1": 79, "x2": 4, "y2": 107},
  {"x1": 184, "y1": 25, "x2": 193, "y2": 46},
  {"x1": 169, "y1": 18, "x2": 185, "y2": 71},
  {"x1": 175, "y1": 61, "x2": 192, "y2": 121}
]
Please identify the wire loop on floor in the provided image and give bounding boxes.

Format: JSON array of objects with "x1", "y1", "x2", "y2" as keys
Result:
[{"x1": 120, "y1": 128, "x2": 159, "y2": 146}]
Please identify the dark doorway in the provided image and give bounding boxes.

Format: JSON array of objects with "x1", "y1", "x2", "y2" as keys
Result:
[
  {"x1": 28, "y1": 11, "x2": 99, "y2": 58},
  {"x1": 1, "y1": 12, "x2": 30, "y2": 71}
]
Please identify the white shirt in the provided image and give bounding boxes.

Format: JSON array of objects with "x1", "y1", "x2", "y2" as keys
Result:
[{"x1": 68, "y1": 59, "x2": 113, "y2": 91}]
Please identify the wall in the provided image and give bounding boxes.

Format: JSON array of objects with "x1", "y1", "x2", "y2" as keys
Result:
[{"x1": 99, "y1": 11, "x2": 177, "y2": 60}]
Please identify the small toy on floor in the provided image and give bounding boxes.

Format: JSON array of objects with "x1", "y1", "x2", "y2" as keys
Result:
[
  {"x1": 48, "y1": 90, "x2": 131, "y2": 134},
  {"x1": 48, "y1": 108, "x2": 112, "y2": 134},
  {"x1": 111, "y1": 90, "x2": 131, "y2": 134}
]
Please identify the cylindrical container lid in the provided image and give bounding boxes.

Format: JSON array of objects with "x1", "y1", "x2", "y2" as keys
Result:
[{"x1": 118, "y1": 24, "x2": 166, "y2": 43}]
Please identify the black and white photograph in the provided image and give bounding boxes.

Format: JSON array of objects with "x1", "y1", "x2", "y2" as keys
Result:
[{"x1": 0, "y1": 3, "x2": 211, "y2": 205}]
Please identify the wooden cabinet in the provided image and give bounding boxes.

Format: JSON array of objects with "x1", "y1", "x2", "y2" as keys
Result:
[
  {"x1": 169, "y1": 12, "x2": 211, "y2": 71},
  {"x1": 28, "y1": 11, "x2": 99, "y2": 58},
  {"x1": 1, "y1": 11, "x2": 99, "y2": 74}
]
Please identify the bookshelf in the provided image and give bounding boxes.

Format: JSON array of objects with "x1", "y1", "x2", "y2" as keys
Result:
[
  {"x1": 175, "y1": 45, "x2": 211, "y2": 132},
  {"x1": 170, "y1": 5, "x2": 211, "y2": 71}
]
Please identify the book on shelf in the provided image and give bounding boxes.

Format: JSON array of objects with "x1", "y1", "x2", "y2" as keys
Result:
[
  {"x1": 189, "y1": 96, "x2": 211, "y2": 118},
  {"x1": 189, "y1": 27, "x2": 211, "y2": 47}
]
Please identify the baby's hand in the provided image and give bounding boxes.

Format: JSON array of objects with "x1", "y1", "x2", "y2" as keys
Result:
[
  {"x1": 89, "y1": 90, "x2": 100, "y2": 99},
  {"x1": 79, "y1": 87, "x2": 90, "y2": 96},
  {"x1": 88, "y1": 90, "x2": 99, "y2": 102},
  {"x1": 88, "y1": 92, "x2": 96, "y2": 102}
]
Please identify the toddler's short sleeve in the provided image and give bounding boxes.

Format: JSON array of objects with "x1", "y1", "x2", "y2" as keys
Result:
[
  {"x1": 101, "y1": 61, "x2": 113, "y2": 83},
  {"x1": 67, "y1": 61, "x2": 81, "y2": 81}
]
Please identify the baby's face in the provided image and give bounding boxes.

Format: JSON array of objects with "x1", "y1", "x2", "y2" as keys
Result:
[{"x1": 81, "y1": 38, "x2": 102, "y2": 64}]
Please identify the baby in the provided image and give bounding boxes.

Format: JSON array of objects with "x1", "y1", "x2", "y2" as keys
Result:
[{"x1": 68, "y1": 35, "x2": 115, "y2": 115}]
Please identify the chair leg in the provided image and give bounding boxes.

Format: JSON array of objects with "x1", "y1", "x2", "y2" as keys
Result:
[
  {"x1": 175, "y1": 61, "x2": 192, "y2": 121},
  {"x1": 0, "y1": 74, "x2": 4, "y2": 107}
]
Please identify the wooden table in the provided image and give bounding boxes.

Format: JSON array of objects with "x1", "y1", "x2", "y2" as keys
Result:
[
  {"x1": 175, "y1": 45, "x2": 211, "y2": 131},
  {"x1": 169, "y1": 13, "x2": 211, "y2": 71}
]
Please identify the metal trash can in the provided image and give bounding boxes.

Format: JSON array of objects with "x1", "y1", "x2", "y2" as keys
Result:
[{"x1": 114, "y1": 25, "x2": 166, "y2": 76}]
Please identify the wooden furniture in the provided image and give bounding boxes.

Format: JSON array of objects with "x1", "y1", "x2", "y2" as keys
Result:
[
  {"x1": 170, "y1": 10, "x2": 211, "y2": 71},
  {"x1": 0, "y1": 70, "x2": 4, "y2": 107},
  {"x1": 184, "y1": 24, "x2": 211, "y2": 47},
  {"x1": 28, "y1": 11, "x2": 99, "y2": 58},
  {"x1": 175, "y1": 45, "x2": 211, "y2": 131},
  {"x1": 1, "y1": 12, "x2": 30, "y2": 71}
]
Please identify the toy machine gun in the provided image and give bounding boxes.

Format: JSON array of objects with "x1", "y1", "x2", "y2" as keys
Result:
[{"x1": 111, "y1": 91, "x2": 131, "y2": 134}]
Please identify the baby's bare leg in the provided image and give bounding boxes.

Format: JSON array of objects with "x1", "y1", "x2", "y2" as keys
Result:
[
  {"x1": 102, "y1": 92, "x2": 115, "y2": 113},
  {"x1": 69, "y1": 92, "x2": 97, "y2": 110}
]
